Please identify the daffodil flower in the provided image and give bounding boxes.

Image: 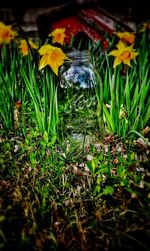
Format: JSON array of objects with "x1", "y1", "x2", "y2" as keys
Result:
[
  {"x1": 19, "y1": 39, "x2": 38, "y2": 56},
  {"x1": 109, "y1": 41, "x2": 139, "y2": 68},
  {"x1": 114, "y1": 31, "x2": 135, "y2": 45},
  {"x1": 49, "y1": 28, "x2": 66, "y2": 45},
  {"x1": 38, "y1": 44, "x2": 70, "y2": 75},
  {"x1": 0, "y1": 21, "x2": 17, "y2": 45},
  {"x1": 139, "y1": 22, "x2": 150, "y2": 32}
]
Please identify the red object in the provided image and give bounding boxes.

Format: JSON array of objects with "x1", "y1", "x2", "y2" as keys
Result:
[
  {"x1": 51, "y1": 15, "x2": 105, "y2": 44},
  {"x1": 79, "y1": 8, "x2": 116, "y2": 33},
  {"x1": 42, "y1": 5, "x2": 133, "y2": 48}
]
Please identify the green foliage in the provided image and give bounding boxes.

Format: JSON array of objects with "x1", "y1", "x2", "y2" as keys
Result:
[
  {"x1": 20, "y1": 62, "x2": 58, "y2": 142},
  {"x1": 0, "y1": 22, "x2": 150, "y2": 251},
  {"x1": 0, "y1": 43, "x2": 25, "y2": 129},
  {"x1": 92, "y1": 30, "x2": 150, "y2": 138}
]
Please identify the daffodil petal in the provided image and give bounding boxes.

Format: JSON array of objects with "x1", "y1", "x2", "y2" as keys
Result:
[
  {"x1": 39, "y1": 55, "x2": 49, "y2": 70},
  {"x1": 123, "y1": 59, "x2": 132, "y2": 67},
  {"x1": 130, "y1": 51, "x2": 139, "y2": 59},
  {"x1": 38, "y1": 44, "x2": 53, "y2": 55},
  {"x1": 109, "y1": 50, "x2": 120, "y2": 57},
  {"x1": 113, "y1": 58, "x2": 122, "y2": 68},
  {"x1": 29, "y1": 40, "x2": 38, "y2": 49},
  {"x1": 116, "y1": 41, "x2": 127, "y2": 51},
  {"x1": 50, "y1": 62, "x2": 59, "y2": 75}
]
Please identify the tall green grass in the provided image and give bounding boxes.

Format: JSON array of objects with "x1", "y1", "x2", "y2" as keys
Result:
[
  {"x1": 0, "y1": 30, "x2": 149, "y2": 144},
  {"x1": 20, "y1": 60, "x2": 58, "y2": 143},
  {"x1": 93, "y1": 31, "x2": 150, "y2": 138},
  {"x1": 0, "y1": 40, "x2": 58, "y2": 144},
  {"x1": 0, "y1": 43, "x2": 25, "y2": 130}
]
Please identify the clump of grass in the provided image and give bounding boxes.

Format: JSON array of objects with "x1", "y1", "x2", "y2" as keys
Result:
[
  {"x1": 0, "y1": 21, "x2": 150, "y2": 251},
  {"x1": 0, "y1": 43, "x2": 25, "y2": 130},
  {"x1": 91, "y1": 30, "x2": 150, "y2": 139},
  {"x1": 0, "y1": 131, "x2": 149, "y2": 251},
  {"x1": 21, "y1": 63, "x2": 58, "y2": 144}
]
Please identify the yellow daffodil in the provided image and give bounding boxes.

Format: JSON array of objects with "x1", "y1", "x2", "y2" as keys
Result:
[
  {"x1": 0, "y1": 21, "x2": 17, "y2": 45},
  {"x1": 109, "y1": 41, "x2": 139, "y2": 68},
  {"x1": 114, "y1": 31, "x2": 135, "y2": 45},
  {"x1": 139, "y1": 22, "x2": 150, "y2": 32},
  {"x1": 49, "y1": 28, "x2": 66, "y2": 45},
  {"x1": 38, "y1": 44, "x2": 70, "y2": 75},
  {"x1": 19, "y1": 39, "x2": 38, "y2": 56}
]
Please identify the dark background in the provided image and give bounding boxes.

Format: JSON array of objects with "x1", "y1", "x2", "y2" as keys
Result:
[
  {"x1": 0, "y1": 0, "x2": 149, "y2": 13},
  {"x1": 0, "y1": 0, "x2": 149, "y2": 24}
]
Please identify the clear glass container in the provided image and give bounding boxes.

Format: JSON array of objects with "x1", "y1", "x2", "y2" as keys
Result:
[
  {"x1": 59, "y1": 50, "x2": 96, "y2": 89},
  {"x1": 59, "y1": 50, "x2": 97, "y2": 146}
]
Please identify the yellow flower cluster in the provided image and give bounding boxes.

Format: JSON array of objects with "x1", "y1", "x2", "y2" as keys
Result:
[
  {"x1": 38, "y1": 28, "x2": 69, "y2": 75},
  {"x1": 109, "y1": 32, "x2": 139, "y2": 68},
  {"x1": 19, "y1": 39, "x2": 38, "y2": 56},
  {"x1": 0, "y1": 22, "x2": 69, "y2": 75},
  {"x1": 19, "y1": 28, "x2": 69, "y2": 75},
  {"x1": 0, "y1": 22, "x2": 17, "y2": 44},
  {"x1": 0, "y1": 21, "x2": 142, "y2": 72}
]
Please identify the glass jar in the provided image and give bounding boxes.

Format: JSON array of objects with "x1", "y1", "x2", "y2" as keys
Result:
[
  {"x1": 59, "y1": 50, "x2": 96, "y2": 89},
  {"x1": 59, "y1": 50, "x2": 97, "y2": 146}
]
